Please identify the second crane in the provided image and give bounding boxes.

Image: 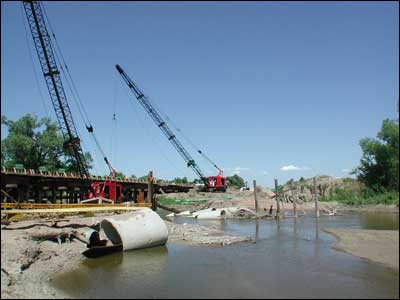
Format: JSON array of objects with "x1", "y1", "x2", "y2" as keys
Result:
[{"x1": 115, "y1": 64, "x2": 227, "y2": 192}]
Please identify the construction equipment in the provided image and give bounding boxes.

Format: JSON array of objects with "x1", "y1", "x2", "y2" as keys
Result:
[
  {"x1": 115, "y1": 64, "x2": 227, "y2": 192},
  {"x1": 22, "y1": 1, "x2": 122, "y2": 201}
]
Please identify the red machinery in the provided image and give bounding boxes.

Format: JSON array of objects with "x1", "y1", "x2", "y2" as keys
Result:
[
  {"x1": 88, "y1": 181, "x2": 122, "y2": 202},
  {"x1": 87, "y1": 162, "x2": 123, "y2": 202},
  {"x1": 205, "y1": 173, "x2": 226, "y2": 191}
]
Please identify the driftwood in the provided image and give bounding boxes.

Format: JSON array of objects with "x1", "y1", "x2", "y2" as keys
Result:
[
  {"x1": 157, "y1": 203, "x2": 182, "y2": 214},
  {"x1": 29, "y1": 230, "x2": 89, "y2": 245}
]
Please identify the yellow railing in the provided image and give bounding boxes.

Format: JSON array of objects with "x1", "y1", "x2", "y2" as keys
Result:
[{"x1": 1, "y1": 202, "x2": 151, "y2": 210}]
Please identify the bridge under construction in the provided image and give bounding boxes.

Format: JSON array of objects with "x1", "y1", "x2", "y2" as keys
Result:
[{"x1": 1, "y1": 167, "x2": 193, "y2": 205}]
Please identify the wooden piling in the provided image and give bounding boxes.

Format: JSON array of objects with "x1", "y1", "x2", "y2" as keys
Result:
[
  {"x1": 313, "y1": 177, "x2": 319, "y2": 218},
  {"x1": 137, "y1": 190, "x2": 145, "y2": 203},
  {"x1": 253, "y1": 180, "x2": 259, "y2": 213},
  {"x1": 274, "y1": 179, "x2": 280, "y2": 218},
  {"x1": 147, "y1": 171, "x2": 156, "y2": 211}
]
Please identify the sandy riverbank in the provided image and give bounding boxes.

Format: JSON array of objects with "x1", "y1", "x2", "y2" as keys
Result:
[
  {"x1": 323, "y1": 228, "x2": 399, "y2": 271},
  {"x1": 1, "y1": 212, "x2": 250, "y2": 299}
]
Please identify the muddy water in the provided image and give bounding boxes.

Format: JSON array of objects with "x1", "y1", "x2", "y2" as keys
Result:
[{"x1": 53, "y1": 212, "x2": 399, "y2": 299}]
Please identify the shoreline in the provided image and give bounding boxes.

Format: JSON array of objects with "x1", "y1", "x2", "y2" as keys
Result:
[
  {"x1": 164, "y1": 201, "x2": 399, "y2": 215},
  {"x1": 323, "y1": 228, "x2": 399, "y2": 271}
]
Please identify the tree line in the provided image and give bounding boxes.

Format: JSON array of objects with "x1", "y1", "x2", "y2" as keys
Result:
[
  {"x1": 2, "y1": 108, "x2": 398, "y2": 194},
  {"x1": 0, "y1": 114, "x2": 248, "y2": 186}
]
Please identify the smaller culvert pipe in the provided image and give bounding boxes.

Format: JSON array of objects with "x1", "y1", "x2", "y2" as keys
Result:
[{"x1": 195, "y1": 209, "x2": 226, "y2": 220}]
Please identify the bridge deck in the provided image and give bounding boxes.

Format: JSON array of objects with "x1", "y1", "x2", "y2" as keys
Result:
[{"x1": 1, "y1": 167, "x2": 192, "y2": 204}]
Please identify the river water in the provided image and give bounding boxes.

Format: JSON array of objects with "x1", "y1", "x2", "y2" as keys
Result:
[{"x1": 53, "y1": 212, "x2": 399, "y2": 299}]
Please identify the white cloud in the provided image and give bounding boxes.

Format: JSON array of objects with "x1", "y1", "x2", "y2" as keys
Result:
[
  {"x1": 222, "y1": 166, "x2": 250, "y2": 176},
  {"x1": 223, "y1": 166, "x2": 250, "y2": 172},
  {"x1": 280, "y1": 165, "x2": 310, "y2": 172},
  {"x1": 341, "y1": 169, "x2": 351, "y2": 173},
  {"x1": 234, "y1": 167, "x2": 250, "y2": 171},
  {"x1": 281, "y1": 165, "x2": 300, "y2": 171}
]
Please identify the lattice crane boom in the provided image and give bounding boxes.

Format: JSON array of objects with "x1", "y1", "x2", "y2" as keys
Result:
[
  {"x1": 22, "y1": 0, "x2": 90, "y2": 179},
  {"x1": 115, "y1": 64, "x2": 209, "y2": 186}
]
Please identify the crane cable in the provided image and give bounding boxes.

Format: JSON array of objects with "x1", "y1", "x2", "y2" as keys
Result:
[
  {"x1": 41, "y1": 3, "x2": 91, "y2": 127},
  {"x1": 20, "y1": 2, "x2": 50, "y2": 118},
  {"x1": 21, "y1": 3, "x2": 102, "y2": 175},
  {"x1": 118, "y1": 78, "x2": 189, "y2": 179},
  {"x1": 111, "y1": 72, "x2": 118, "y2": 168},
  {"x1": 45, "y1": 25, "x2": 98, "y2": 171},
  {"x1": 146, "y1": 91, "x2": 222, "y2": 173},
  {"x1": 41, "y1": 2, "x2": 113, "y2": 174}
]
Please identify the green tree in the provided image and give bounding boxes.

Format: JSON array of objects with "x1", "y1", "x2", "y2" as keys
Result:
[
  {"x1": 173, "y1": 177, "x2": 188, "y2": 184},
  {"x1": 62, "y1": 149, "x2": 93, "y2": 173},
  {"x1": 354, "y1": 117, "x2": 399, "y2": 192},
  {"x1": 192, "y1": 178, "x2": 203, "y2": 184},
  {"x1": 226, "y1": 174, "x2": 245, "y2": 188},
  {"x1": 299, "y1": 177, "x2": 306, "y2": 193},
  {"x1": 114, "y1": 171, "x2": 126, "y2": 179},
  {"x1": 1, "y1": 114, "x2": 92, "y2": 172}
]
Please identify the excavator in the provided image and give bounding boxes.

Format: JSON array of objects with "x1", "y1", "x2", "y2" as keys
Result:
[
  {"x1": 115, "y1": 64, "x2": 227, "y2": 192},
  {"x1": 22, "y1": 1, "x2": 123, "y2": 202}
]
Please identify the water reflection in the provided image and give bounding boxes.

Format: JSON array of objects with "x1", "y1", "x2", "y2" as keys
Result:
[
  {"x1": 82, "y1": 251, "x2": 124, "y2": 268},
  {"x1": 315, "y1": 217, "x2": 320, "y2": 240},
  {"x1": 53, "y1": 213, "x2": 399, "y2": 299},
  {"x1": 54, "y1": 246, "x2": 169, "y2": 297},
  {"x1": 255, "y1": 220, "x2": 259, "y2": 242},
  {"x1": 276, "y1": 218, "x2": 281, "y2": 232},
  {"x1": 360, "y1": 212, "x2": 399, "y2": 230},
  {"x1": 314, "y1": 217, "x2": 321, "y2": 260}
]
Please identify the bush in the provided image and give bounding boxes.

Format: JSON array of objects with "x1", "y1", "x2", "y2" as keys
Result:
[
  {"x1": 226, "y1": 174, "x2": 245, "y2": 188},
  {"x1": 321, "y1": 186, "x2": 399, "y2": 206}
]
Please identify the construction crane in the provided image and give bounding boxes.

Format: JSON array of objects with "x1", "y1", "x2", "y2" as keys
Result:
[
  {"x1": 22, "y1": 0, "x2": 122, "y2": 201},
  {"x1": 115, "y1": 64, "x2": 227, "y2": 192}
]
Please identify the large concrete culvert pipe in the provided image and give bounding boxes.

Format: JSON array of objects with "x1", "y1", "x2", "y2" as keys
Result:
[{"x1": 100, "y1": 208, "x2": 169, "y2": 251}]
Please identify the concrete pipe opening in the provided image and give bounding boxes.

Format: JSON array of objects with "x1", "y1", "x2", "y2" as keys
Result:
[
  {"x1": 100, "y1": 209, "x2": 168, "y2": 251},
  {"x1": 101, "y1": 219, "x2": 123, "y2": 246}
]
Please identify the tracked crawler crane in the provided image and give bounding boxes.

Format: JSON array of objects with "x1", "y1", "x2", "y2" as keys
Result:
[
  {"x1": 115, "y1": 64, "x2": 227, "y2": 192},
  {"x1": 22, "y1": 0, "x2": 122, "y2": 201}
]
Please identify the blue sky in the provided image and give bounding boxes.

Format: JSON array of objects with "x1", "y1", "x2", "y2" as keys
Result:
[{"x1": 1, "y1": 1, "x2": 398, "y2": 188}]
